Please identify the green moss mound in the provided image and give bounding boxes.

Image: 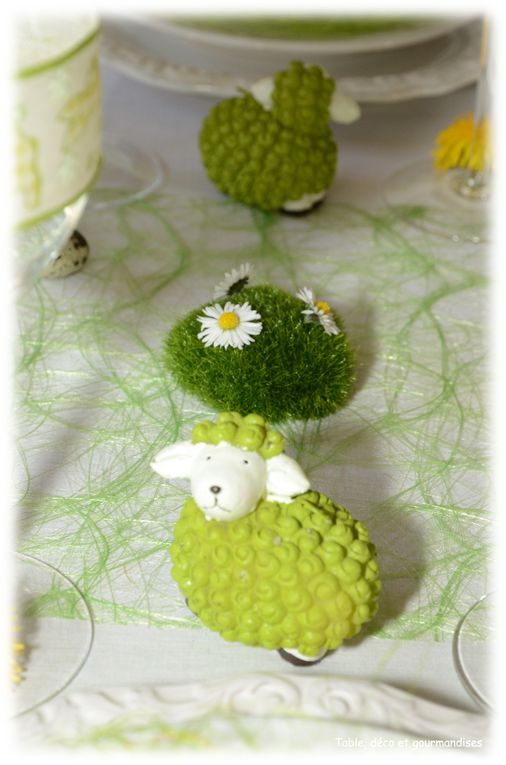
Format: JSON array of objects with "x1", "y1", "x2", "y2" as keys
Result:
[
  {"x1": 199, "y1": 62, "x2": 337, "y2": 211},
  {"x1": 171, "y1": 491, "x2": 381, "y2": 656},
  {"x1": 164, "y1": 285, "x2": 355, "y2": 422}
]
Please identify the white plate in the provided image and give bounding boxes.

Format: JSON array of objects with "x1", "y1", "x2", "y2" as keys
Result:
[
  {"x1": 146, "y1": 15, "x2": 471, "y2": 55},
  {"x1": 20, "y1": 673, "x2": 489, "y2": 743},
  {"x1": 100, "y1": 18, "x2": 481, "y2": 103}
]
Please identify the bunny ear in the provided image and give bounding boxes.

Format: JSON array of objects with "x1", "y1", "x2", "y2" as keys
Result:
[
  {"x1": 265, "y1": 453, "x2": 310, "y2": 501},
  {"x1": 250, "y1": 76, "x2": 274, "y2": 109},
  {"x1": 151, "y1": 441, "x2": 202, "y2": 479},
  {"x1": 329, "y1": 88, "x2": 361, "y2": 124}
]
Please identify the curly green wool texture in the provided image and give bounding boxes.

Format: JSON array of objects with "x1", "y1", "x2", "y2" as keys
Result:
[
  {"x1": 271, "y1": 62, "x2": 335, "y2": 134},
  {"x1": 192, "y1": 411, "x2": 285, "y2": 459},
  {"x1": 199, "y1": 61, "x2": 337, "y2": 211},
  {"x1": 164, "y1": 285, "x2": 355, "y2": 422},
  {"x1": 171, "y1": 491, "x2": 380, "y2": 656}
]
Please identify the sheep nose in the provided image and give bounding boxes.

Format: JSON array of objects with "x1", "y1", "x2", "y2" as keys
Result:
[{"x1": 210, "y1": 485, "x2": 222, "y2": 495}]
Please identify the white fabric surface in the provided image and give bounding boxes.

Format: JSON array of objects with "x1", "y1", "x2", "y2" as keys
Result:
[{"x1": 14, "y1": 53, "x2": 491, "y2": 752}]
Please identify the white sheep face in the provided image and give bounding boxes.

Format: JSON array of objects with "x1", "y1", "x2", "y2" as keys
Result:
[
  {"x1": 151, "y1": 437, "x2": 311, "y2": 522},
  {"x1": 191, "y1": 443, "x2": 267, "y2": 521}
]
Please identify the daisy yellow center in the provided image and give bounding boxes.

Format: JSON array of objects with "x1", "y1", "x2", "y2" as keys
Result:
[
  {"x1": 218, "y1": 311, "x2": 240, "y2": 330},
  {"x1": 315, "y1": 300, "x2": 331, "y2": 314}
]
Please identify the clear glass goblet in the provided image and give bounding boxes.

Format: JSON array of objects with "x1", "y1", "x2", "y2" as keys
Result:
[
  {"x1": 13, "y1": 14, "x2": 102, "y2": 289},
  {"x1": 384, "y1": 18, "x2": 491, "y2": 244},
  {"x1": 452, "y1": 592, "x2": 493, "y2": 711}
]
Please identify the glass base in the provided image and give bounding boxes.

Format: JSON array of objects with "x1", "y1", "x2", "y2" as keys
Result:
[
  {"x1": 452, "y1": 593, "x2": 493, "y2": 711},
  {"x1": 384, "y1": 159, "x2": 490, "y2": 244},
  {"x1": 88, "y1": 134, "x2": 163, "y2": 210},
  {"x1": 14, "y1": 194, "x2": 88, "y2": 289},
  {"x1": 12, "y1": 553, "x2": 94, "y2": 717}
]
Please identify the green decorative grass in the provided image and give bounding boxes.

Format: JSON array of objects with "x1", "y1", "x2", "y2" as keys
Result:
[
  {"x1": 17, "y1": 193, "x2": 489, "y2": 640},
  {"x1": 164, "y1": 285, "x2": 355, "y2": 422}
]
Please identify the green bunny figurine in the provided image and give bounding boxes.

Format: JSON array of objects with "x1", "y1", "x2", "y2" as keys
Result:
[{"x1": 200, "y1": 61, "x2": 360, "y2": 213}]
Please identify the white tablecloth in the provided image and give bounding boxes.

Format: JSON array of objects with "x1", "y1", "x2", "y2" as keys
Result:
[{"x1": 13, "y1": 46, "x2": 491, "y2": 753}]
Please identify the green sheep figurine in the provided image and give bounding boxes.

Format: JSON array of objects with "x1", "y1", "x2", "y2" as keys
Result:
[
  {"x1": 200, "y1": 61, "x2": 361, "y2": 213},
  {"x1": 151, "y1": 411, "x2": 380, "y2": 665}
]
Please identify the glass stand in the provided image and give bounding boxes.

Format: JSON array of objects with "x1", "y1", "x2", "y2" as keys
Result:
[
  {"x1": 87, "y1": 133, "x2": 163, "y2": 211},
  {"x1": 14, "y1": 194, "x2": 88, "y2": 288},
  {"x1": 384, "y1": 159, "x2": 490, "y2": 244},
  {"x1": 452, "y1": 593, "x2": 493, "y2": 711},
  {"x1": 13, "y1": 553, "x2": 94, "y2": 717}
]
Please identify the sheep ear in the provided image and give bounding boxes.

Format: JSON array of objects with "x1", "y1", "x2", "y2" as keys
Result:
[
  {"x1": 329, "y1": 88, "x2": 361, "y2": 124},
  {"x1": 151, "y1": 441, "x2": 202, "y2": 479},
  {"x1": 265, "y1": 454, "x2": 310, "y2": 499}
]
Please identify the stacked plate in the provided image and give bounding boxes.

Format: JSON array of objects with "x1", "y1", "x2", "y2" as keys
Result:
[{"x1": 100, "y1": 15, "x2": 481, "y2": 102}]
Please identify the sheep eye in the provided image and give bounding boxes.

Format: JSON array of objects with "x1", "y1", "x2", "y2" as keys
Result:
[
  {"x1": 206, "y1": 456, "x2": 212, "y2": 461},
  {"x1": 243, "y1": 459, "x2": 249, "y2": 465}
]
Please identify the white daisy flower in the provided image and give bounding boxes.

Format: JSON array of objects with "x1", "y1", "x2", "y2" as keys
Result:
[
  {"x1": 214, "y1": 263, "x2": 253, "y2": 299},
  {"x1": 197, "y1": 301, "x2": 263, "y2": 349},
  {"x1": 296, "y1": 287, "x2": 341, "y2": 336}
]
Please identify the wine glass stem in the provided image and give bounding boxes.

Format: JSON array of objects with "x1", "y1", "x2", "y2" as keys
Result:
[{"x1": 456, "y1": 18, "x2": 490, "y2": 199}]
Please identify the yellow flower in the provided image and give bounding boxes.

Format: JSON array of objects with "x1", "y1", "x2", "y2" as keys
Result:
[
  {"x1": 433, "y1": 113, "x2": 491, "y2": 173},
  {"x1": 197, "y1": 301, "x2": 263, "y2": 349},
  {"x1": 296, "y1": 287, "x2": 340, "y2": 336},
  {"x1": 12, "y1": 614, "x2": 25, "y2": 685}
]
